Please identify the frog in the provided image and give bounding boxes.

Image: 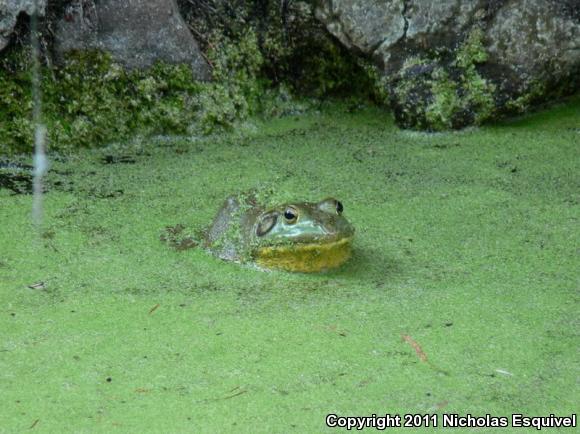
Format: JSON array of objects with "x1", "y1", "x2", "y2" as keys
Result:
[{"x1": 204, "y1": 192, "x2": 355, "y2": 272}]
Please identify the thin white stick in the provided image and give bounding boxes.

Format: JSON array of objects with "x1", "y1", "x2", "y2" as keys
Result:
[{"x1": 30, "y1": 1, "x2": 48, "y2": 228}]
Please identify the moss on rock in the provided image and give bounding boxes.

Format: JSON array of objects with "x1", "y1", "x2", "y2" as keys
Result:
[
  {"x1": 1, "y1": 32, "x2": 271, "y2": 153},
  {"x1": 1, "y1": 48, "x2": 209, "y2": 153},
  {"x1": 391, "y1": 28, "x2": 497, "y2": 131},
  {"x1": 1, "y1": 2, "x2": 384, "y2": 154}
]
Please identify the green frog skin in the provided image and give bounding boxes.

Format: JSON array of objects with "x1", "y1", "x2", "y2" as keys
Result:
[{"x1": 204, "y1": 192, "x2": 355, "y2": 272}]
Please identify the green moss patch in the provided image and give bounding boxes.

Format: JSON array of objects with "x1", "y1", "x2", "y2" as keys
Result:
[
  {"x1": 393, "y1": 28, "x2": 497, "y2": 131},
  {"x1": 0, "y1": 30, "x2": 287, "y2": 154}
]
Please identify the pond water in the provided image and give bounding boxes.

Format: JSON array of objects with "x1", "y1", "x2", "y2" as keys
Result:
[{"x1": 0, "y1": 100, "x2": 578, "y2": 431}]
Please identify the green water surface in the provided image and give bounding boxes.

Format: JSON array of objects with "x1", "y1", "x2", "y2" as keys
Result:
[{"x1": 1, "y1": 99, "x2": 578, "y2": 433}]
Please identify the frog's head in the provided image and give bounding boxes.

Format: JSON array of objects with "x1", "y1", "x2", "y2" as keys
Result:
[{"x1": 252, "y1": 198, "x2": 355, "y2": 272}]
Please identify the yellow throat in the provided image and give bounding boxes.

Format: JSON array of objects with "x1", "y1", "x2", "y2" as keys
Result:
[{"x1": 255, "y1": 237, "x2": 353, "y2": 273}]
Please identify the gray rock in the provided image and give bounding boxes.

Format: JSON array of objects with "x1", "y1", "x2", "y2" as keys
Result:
[
  {"x1": 0, "y1": 0, "x2": 47, "y2": 51},
  {"x1": 315, "y1": 0, "x2": 580, "y2": 130},
  {"x1": 487, "y1": 1, "x2": 580, "y2": 82},
  {"x1": 315, "y1": 0, "x2": 405, "y2": 58},
  {"x1": 0, "y1": 37, "x2": 8, "y2": 51},
  {"x1": 54, "y1": 0, "x2": 210, "y2": 80}
]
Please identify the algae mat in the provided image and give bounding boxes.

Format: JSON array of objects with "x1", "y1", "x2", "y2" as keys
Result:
[{"x1": 1, "y1": 100, "x2": 578, "y2": 433}]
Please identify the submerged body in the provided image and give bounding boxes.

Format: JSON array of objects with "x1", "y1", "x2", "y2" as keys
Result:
[{"x1": 204, "y1": 192, "x2": 355, "y2": 272}]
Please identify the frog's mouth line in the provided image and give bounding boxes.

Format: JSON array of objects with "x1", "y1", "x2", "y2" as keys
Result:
[{"x1": 255, "y1": 236, "x2": 353, "y2": 273}]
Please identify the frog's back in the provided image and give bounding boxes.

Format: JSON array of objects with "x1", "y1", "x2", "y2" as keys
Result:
[
  {"x1": 204, "y1": 196, "x2": 240, "y2": 261},
  {"x1": 205, "y1": 194, "x2": 259, "y2": 261}
]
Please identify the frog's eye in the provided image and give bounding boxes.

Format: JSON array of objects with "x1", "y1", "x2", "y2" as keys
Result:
[
  {"x1": 283, "y1": 207, "x2": 298, "y2": 224},
  {"x1": 256, "y1": 212, "x2": 277, "y2": 236},
  {"x1": 318, "y1": 198, "x2": 344, "y2": 215}
]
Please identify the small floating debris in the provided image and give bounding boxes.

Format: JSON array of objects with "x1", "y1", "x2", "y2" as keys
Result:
[
  {"x1": 27, "y1": 281, "x2": 46, "y2": 290},
  {"x1": 401, "y1": 334, "x2": 428, "y2": 362},
  {"x1": 101, "y1": 155, "x2": 136, "y2": 164},
  {"x1": 401, "y1": 333, "x2": 450, "y2": 376},
  {"x1": 495, "y1": 368, "x2": 514, "y2": 376},
  {"x1": 0, "y1": 161, "x2": 34, "y2": 195},
  {"x1": 159, "y1": 224, "x2": 199, "y2": 251},
  {"x1": 426, "y1": 400, "x2": 449, "y2": 412}
]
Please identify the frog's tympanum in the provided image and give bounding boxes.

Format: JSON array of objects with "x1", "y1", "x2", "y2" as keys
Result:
[{"x1": 204, "y1": 193, "x2": 355, "y2": 272}]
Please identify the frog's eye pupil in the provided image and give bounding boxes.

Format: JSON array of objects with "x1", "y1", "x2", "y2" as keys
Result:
[
  {"x1": 336, "y1": 201, "x2": 344, "y2": 214},
  {"x1": 284, "y1": 208, "x2": 297, "y2": 222}
]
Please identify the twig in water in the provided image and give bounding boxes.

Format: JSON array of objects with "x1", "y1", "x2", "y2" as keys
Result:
[
  {"x1": 401, "y1": 334, "x2": 450, "y2": 376},
  {"x1": 196, "y1": 387, "x2": 248, "y2": 403},
  {"x1": 224, "y1": 389, "x2": 247, "y2": 400},
  {"x1": 402, "y1": 334, "x2": 428, "y2": 362}
]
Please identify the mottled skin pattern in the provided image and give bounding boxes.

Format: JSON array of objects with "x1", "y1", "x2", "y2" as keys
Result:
[{"x1": 204, "y1": 193, "x2": 355, "y2": 272}]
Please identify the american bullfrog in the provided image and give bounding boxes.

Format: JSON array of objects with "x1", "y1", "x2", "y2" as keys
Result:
[{"x1": 204, "y1": 192, "x2": 355, "y2": 272}]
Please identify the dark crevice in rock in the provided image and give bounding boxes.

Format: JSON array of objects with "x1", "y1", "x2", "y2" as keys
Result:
[
  {"x1": 550, "y1": 0, "x2": 580, "y2": 23},
  {"x1": 401, "y1": 0, "x2": 409, "y2": 41},
  {"x1": 483, "y1": 0, "x2": 509, "y2": 23},
  {"x1": 368, "y1": 38, "x2": 386, "y2": 58},
  {"x1": 453, "y1": 0, "x2": 462, "y2": 32},
  {"x1": 367, "y1": 0, "x2": 409, "y2": 62}
]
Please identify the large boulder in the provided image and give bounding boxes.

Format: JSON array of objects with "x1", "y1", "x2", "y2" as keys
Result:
[
  {"x1": 0, "y1": 0, "x2": 47, "y2": 51},
  {"x1": 315, "y1": 0, "x2": 580, "y2": 130},
  {"x1": 54, "y1": 0, "x2": 210, "y2": 80}
]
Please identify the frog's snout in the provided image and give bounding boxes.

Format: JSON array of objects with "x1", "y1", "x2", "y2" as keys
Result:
[
  {"x1": 319, "y1": 220, "x2": 354, "y2": 239},
  {"x1": 321, "y1": 221, "x2": 338, "y2": 235}
]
